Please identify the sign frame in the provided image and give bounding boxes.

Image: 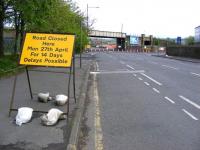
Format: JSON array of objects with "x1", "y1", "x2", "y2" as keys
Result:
[{"x1": 9, "y1": 32, "x2": 77, "y2": 118}]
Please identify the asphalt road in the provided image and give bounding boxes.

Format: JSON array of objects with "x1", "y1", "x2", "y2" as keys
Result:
[{"x1": 81, "y1": 52, "x2": 200, "y2": 150}]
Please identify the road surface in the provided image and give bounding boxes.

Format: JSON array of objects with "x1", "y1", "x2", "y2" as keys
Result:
[{"x1": 79, "y1": 52, "x2": 200, "y2": 150}]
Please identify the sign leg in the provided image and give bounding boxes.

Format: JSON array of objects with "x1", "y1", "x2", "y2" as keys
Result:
[
  {"x1": 73, "y1": 56, "x2": 76, "y2": 103},
  {"x1": 9, "y1": 75, "x2": 17, "y2": 117},
  {"x1": 26, "y1": 66, "x2": 33, "y2": 99},
  {"x1": 67, "y1": 66, "x2": 72, "y2": 116}
]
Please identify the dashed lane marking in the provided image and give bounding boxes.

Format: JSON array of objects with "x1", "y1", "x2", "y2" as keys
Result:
[
  {"x1": 179, "y1": 95, "x2": 200, "y2": 109},
  {"x1": 144, "y1": 82, "x2": 150, "y2": 86},
  {"x1": 153, "y1": 88, "x2": 160, "y2": 94},
  {"x1": 191, "y1": 72, "x2": 200, "y2": 77},
  {"x1": 126, "y1": 65, "x2": 135, "y2": 70},
  {"x1": 149, "y1": 61, "x2": 158, "y2": 65},
  {"x1": 182, "y1": 109, "x2": 198, "y2": 121},
  {"x1": 164, "y1": 97, "x2": 175, "y2": 104},
  {"x1": 162, "y1": 65, "x2": 179, "y2": 70},
  {"x1": 138, "y1": 77, "x2": 143, "y2": 81},
  {"x1": 140, "y1": 73, "x2": 163, "y2": 86}
]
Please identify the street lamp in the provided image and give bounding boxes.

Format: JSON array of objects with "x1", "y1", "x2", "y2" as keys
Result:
[{"x1": 87, "y1": 4, "x2": 99, "y2": 33}]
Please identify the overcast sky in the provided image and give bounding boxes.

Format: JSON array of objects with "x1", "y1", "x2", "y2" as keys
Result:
[{"x1": 74, "y1": 0, "x2": 200, "y2": 38}]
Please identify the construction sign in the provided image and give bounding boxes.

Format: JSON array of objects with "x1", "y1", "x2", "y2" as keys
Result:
[{"x1": 20, "y1": 33, "x2": 75, "y2": 67}]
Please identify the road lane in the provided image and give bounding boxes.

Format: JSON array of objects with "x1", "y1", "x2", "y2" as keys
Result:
[
  {"x1": 111, "y1": 53, "x2": 200, "y2": 109},
  {"x1": 91, "y1": 52, "x2": 200, "y2": 150}
]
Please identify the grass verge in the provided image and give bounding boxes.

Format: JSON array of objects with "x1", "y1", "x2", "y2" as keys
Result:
[{"x1": 0, "y1": 55, "x2": 24, "y2": 78}]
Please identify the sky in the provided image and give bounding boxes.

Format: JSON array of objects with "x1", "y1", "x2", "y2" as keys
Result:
[{"x1": 74, "y1": 0, "x2": 200, "y2": 38}]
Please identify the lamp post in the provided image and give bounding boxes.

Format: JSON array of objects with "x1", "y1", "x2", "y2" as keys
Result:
[
  {"x1": 86, "y1": 4, "x2": 99, "y2": 34},
  {"x1": 80, "y1": 5, "x2": 99, "y2": 68}
]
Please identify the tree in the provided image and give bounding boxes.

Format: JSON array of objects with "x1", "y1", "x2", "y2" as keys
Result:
[
  {"x1": 0, "y1": 0, "x2": 10, "y2": 57},
  {"x1": 185, "y1": 36, "x2": 194, "y2": 45},
  {"x1": 1, "y1": 0, "x2": 89, "y2": 55}
]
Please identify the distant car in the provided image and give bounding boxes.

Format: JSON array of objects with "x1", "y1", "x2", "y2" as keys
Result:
[{"x1": 159, "y1": 47, "x2": 165, "y2": 51}]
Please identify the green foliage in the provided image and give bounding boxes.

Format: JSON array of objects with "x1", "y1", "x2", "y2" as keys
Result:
[
  {"x1": 185, "y1": 36, "x2": 194, "y2": 45},
  {"x1": 2, "y1": 0, "x2": 89, "y2": 54},
  {"x1": 0, "y1": 54, "x2": 18, "y2": 71},
  {"x1": 153, "y1": 38, "x2": 160, "y2": 46},
  {"x1": 0, "y1": 54, "x2": 25, "y2": 77},
  {"x1": 19, "y1": 0, "x2": 88, "y2": 53}
]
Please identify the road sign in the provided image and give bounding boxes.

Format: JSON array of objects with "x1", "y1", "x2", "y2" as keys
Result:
[{"x1": 20, "y1": 33, "x2": 75, "y2": 67}]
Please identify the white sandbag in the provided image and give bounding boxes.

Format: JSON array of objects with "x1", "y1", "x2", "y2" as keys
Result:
[
  {"x1": 38, "y1": 92, "x2": 52, "y2": 103},
  {"x1": 40, "y1": 108, "x2": 66, "y2": 126},
  {"x1": 55, "y1": 94, "x2": 68, "y2": 106},
  {"x1": 15, "y1": 107, "x2": 33, "y2": 126}
]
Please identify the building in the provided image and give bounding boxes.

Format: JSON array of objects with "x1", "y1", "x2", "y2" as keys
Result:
[{"x1": 195, "y1": 26, "x2": 200, "y2": 43}]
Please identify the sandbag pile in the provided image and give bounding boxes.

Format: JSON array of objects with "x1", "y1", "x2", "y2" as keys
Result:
[
  {"x1": 15, "y1": 107, "x2": 33, "y2": 126},
  {"x1": 37, "y1": 93, "x2": 68, "y2": 106},
  {"x1": 15, "y1": 92, "x2": 68, "y2": 126},
  {"x1": 55, "y1": 94, "x2": 68, "y2": 106},
  {"x1": 40, "y1": 108, "x2": 66, "y2": 126}
]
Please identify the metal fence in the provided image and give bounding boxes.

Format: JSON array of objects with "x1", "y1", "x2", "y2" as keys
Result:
[{"x1": 3, "y1": 37, "x2": 20, "y2": 54}]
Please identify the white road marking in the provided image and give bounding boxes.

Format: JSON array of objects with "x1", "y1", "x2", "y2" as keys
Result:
[
  {"x1": 150, "y1": 61, "x2": 158, "y2": 65},
  {"x1": 126, "y1": 65, "x2": 135, "y2": 70},
  {"x1": 182, "y1": 109, "x2": 198, "y2": 121},
  {"x1": 140, "y1": 73, "x2": 162, "y2": 86},
  {"x1": 138, "y1": 77, "x2": 143, "y2": 81},
  {"x1": 162, "y1": 65, "x2": 179, "y2": 70},
  {"x1": 153, "y1": 88, "x2": 160, "y2": 93},
  {"x1": 191, "y1": 72, "x2": 200, "y2": 77},
  {"x1": 144, "y1": 82, "x2": 150, "y2": 86},
  {"x1": 133, "y1": 74, "x2": 137, "y2": 77},
  {"x1": 164, "y1": 97, "x2": 175, "y2": 104},
  {"x1": 96, "y1": 62, "x2": 100, "y2": 71},
  {"x1": 90, "y1": 70, "x2": 145, "y2": 75},
  {"x1": 91, "y1": 53, "x2": 96, "y2": 56},
  {"x1": 179, "y1": 95, "x2": 200, "y2": 109}
]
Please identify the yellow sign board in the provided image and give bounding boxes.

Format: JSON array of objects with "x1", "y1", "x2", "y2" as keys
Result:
[{"x1": 20, "y1": 33, "x2": 75, "y2": 67}]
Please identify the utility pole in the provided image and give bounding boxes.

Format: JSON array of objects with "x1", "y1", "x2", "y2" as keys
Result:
[{"x1": 87, "y1": 4, "x2": 89, "y2": 34}]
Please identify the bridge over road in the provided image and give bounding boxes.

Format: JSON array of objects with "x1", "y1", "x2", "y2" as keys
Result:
[{"x1": 89, "y1": 30, "x2": 126, "y2": 50}]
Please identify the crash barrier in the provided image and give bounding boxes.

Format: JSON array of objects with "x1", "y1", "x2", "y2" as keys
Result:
[
  {"x1": 166, "y1": 46, "x2": 200, "y2": 59},
  {"x1": 9, "y1": 32, "x2": 76, "y2": 120}
]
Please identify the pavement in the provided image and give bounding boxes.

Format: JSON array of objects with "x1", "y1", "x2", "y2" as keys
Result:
[{"x1": 0, "y1": 54, "x2": 93, "y2": 150}]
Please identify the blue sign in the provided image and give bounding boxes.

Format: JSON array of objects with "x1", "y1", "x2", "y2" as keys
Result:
[{"x1": 176, "y1": 37, "x2": 181, "y2": 45}]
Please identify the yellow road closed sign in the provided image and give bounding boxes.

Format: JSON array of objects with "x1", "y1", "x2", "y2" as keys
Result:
[{"x1": 20, "y1": 33, "x2": 75, "y2": 67}]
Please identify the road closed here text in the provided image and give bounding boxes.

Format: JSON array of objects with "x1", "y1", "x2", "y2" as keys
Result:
[{"x1": 20, "y1": 33, "x2": 75, "y2": 67}]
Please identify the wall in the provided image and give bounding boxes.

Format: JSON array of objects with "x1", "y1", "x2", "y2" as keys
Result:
[{"x1": 166, "y1": 46, "x2": 200, "y2": 59}]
